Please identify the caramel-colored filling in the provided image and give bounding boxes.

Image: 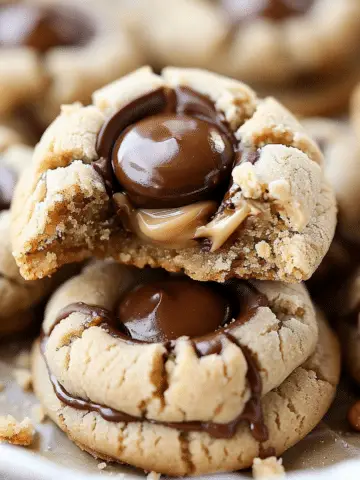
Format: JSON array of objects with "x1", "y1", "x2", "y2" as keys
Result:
[{"x1": 113, "y1": 192, "x2": 217, "y2": 248}]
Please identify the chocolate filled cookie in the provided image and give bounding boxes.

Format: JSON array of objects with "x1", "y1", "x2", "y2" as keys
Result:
[
  {"x1": 0, "y1": 0, "x2": 142, "y2": 124},
  {"x1": 31, "y1": 261, "x2": 340, "y2": 475},
  {"x1": 12, "y1": 67, "x2": 336, "y2": 283},
  {"x1": 0, "y1": 125, "x2": 52, "y2": 337},
  {"x1": 131, "y1": 0, "x2": 360, "y2": 115}
]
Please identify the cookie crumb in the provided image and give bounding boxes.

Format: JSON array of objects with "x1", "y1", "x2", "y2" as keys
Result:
[
  {"x1": 147, "y1": 473, "x2": 161, "y2": 480},
  {"x1": 0, "y1": 415, "x2": 35, "y2": 446},
  {"x1": 98, "y1": 462, "x2": 107, "y2": 470},
  {"x1": 31, "y1": 405, "x2": 46, "y2": 424},
  {"x1": 256, "y1": 241, "x2": 271, "y2": 259},
  {"x1": 252, "y1": 457, "x2": 285, "y2": 479},
  {"x1": 14, "y1": 350, "x2": 31, "y2": 369},
  {"x1": 13, "y1": 368, "x2": 32, "y2": 391}
]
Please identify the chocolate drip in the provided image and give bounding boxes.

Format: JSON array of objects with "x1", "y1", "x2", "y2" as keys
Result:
[
  {"x1": 42, "y1": 280, "x2": 270, "y2": 443},
  {"x1": 48, "y1": 343, "x2": 266, "y2": 440}
]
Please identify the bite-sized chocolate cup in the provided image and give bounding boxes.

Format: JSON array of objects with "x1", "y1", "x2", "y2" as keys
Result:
[
  {"x1": 129, "y1": 0, "x2": 360, "y2": 116},
  {"x1": 31, "y1": 260, "x2": 340, "y2": 475},
  {"x1": 11, "y1": 67, "x2": 335, "y2": 283},
  {"x1": 0, "y1": 0, "x2": 142, "y2": 126}
]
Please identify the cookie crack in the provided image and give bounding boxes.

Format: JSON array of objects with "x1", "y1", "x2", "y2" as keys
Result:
[
  {"x1": 299, "y1": 365, "x2": 335, "y2": 387},
  {"x1": 146, "y1": 351, "x2": 169, "y2": 415},
  {"x1": 179, "y1": 432, "x2": 194, "y2": 475},
  {"x1": 273, "y1": 386, "x2": 304, "y2": 436},
  {"x1": 200, "y1": 442, "x2": 211, "y2": 466},
  {"x1": 116, "y1": 425, "x2": 125, "y2": 457}
]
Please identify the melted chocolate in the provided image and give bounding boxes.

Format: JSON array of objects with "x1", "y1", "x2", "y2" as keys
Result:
[
  {"x1": 42, "y1": 279, "x2": 271, "y2": 443},
  {"x1": 96, "y1": 87, "x2": 236, "y2": 209},
  {"x1": 118, "y1": 277, "x2": 232, "y2": 342},
  {"x1": 0, "y1": 4, "x2": 94, "y2": 53},
  {"x1": 0, "y1": 165, "x2": 17, "y2": 211},
  {"x1": 220, "y1": 0, "x2": 314, "y2": 23},
  {"x1": 113, "y1": 113, "x2": 234, "y2": 208}
]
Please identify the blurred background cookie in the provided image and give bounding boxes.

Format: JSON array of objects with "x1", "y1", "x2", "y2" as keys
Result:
[
  {"x1": 131, "y1": 0, "x2": 360, "y2": 116},
  {"x1": 0, "y1": 0, "x2": 142, "y2": 132},
  {"x1": 0, "y1": 125, "x2": 52, "y2": 337},
  {"x1": 302, "y1": 117, "x2": 360, "y2": 313}
]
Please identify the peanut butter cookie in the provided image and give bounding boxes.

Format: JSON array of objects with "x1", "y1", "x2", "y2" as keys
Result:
[
  {"x1": 12, "y1": 67, "x2": 336, "y2": 283},
  {"x1": 31, "y1": 261, "x2": 340, "y2": 476}
]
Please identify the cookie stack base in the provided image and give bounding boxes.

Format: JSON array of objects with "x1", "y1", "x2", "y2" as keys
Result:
[{"x1": 31, "y1": 314, "x2": 340, "y2": 476}]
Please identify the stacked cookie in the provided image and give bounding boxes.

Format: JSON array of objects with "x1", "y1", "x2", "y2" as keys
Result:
[{"x1": 11, "y1": 67, "x2": 341, "y2": 475}]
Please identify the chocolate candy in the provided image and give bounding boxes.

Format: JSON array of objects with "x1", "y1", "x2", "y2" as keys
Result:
[
  {"x1": 96, "y1": 87, "x2": 235, "y2": 209},
  {"x1": 0, "y1": 4, "x2": 94, "y2": 53},
  {"x1": 112, "y1": 113, "x2": 234, "y2": 209},
  {"x1": 117, "y1": 277, "x2": 232, "y2": 342},
  {"x1": 0, "y1": 165, "x2": 17, "y2": 211},
  {"x1": 220, "y1": 0, "x2": 314, "y2": 22}
]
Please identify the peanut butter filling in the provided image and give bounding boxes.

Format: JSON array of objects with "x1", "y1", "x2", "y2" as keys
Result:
[{"x1": 113, "y1": 192, "x2": 217, "y2": 248}]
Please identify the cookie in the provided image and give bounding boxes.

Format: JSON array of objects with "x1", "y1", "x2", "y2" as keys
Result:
[
  {"x1": 0, "y1": 125, "x2": 52, "y2": 336},
  {"x1": 302, "y1": 117, "x2": 360, "y2": 244},
  {"x1": 31, "y1": 261, "x2": 340, "y2": 476},
  {"x1": 301, "y1": 118, "x2": 360, "y2": 312},
  {"x1": 12, "y1": 67, "x2": 336, "y2": 283},
  {"x1": 333, "y1": 268, "x2": 360, "y2": 385},
  {"x1": 131, "y1": 0, "x2": 360, "y2": 116},
  {"x1": 0, "y1": 0, "x2": 142, "y2": 124}
]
